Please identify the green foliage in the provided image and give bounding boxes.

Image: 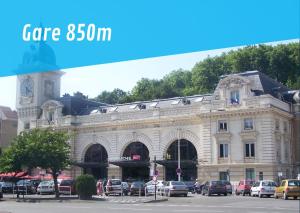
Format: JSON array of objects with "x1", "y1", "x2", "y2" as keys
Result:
[
  {"x1": 75, "y1": 174, "x2": 96, "y2": 199},
  {"x1": 0, "y1": 128, "x2": 71, "y2": 197},
  {"x1": 93, "y1": 42, "x2": 299, "y2": 103}
]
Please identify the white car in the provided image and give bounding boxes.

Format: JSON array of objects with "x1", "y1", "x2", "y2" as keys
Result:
[
  {"x1": 250, "y1": 180, "x2": 277, "y2": 198},
  {"x1": 145, "y1": 180, "x2": 165, "y2": 195},
  {"x1": 37, "y1": 181, "x2": 55, "y2": 194}
]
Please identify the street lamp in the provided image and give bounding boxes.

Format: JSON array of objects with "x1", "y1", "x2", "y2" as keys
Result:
[{"x1": 177, "y1": 128, "x2": 181, "y2": 181}]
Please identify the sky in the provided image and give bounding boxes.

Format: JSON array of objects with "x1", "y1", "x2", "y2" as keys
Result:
[{"x1": 0, "y1": 39, "x2": 297, "y2": 110}]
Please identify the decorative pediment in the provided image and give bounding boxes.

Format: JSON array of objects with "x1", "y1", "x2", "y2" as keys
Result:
[
  {"x1": 41, "y1": 100, "x2": 63, "y2": 110},
  {"x1": 217, "y1": 75, "x2": 250, "y2": 89},
  {"x1": 240, "y1": 130, "x2": 258, "y2": 141},
  {"x1": 214, "y1": 132, "x2": 232, "y2": 141}
]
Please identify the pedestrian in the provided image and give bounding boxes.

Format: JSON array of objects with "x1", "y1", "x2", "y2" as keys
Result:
[{"x1": 96, "y1": 179, "x2": 103, "y2": 196}]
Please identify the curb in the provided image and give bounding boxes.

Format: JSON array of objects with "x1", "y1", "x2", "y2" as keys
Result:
[{"x1": 143, "y1": 198, "x2": 168, "y2": 203}]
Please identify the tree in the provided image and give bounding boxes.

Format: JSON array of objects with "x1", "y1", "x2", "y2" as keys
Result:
[
  {"x1": 0, "y1": 128, "x2": 71, "y2": 198},
  {"x1": 95, "y1": 88, "x2": 129, "y2": 104}
]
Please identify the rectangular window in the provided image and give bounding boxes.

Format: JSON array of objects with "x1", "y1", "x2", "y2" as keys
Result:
[
  {"x1": 218, "y1": 120, "x2": 228, "y2": 132},
  {"x1": 244, "y1": 118, "x2": 253, "y2": 130},
  {"x1": 230, "y1": 90, "x2": 240, "y2": 104},
  {"x1": 259, "y1": 172, "x2": 263, "y2": 181},
  {"x1": 246, "y1": 168, "x2": 255, "y2": 180},
  {"x1": 245, "y1": 143, "x2": 255, "y2": 157},
  {"x1": 283, "y1": 122, "x2": 288, "y2": 132},
  {"x1": 219, "y1": 144, "x2": 228, "y2": 158},
  {"x1": 275, "y1": 119, "x2": 280, "y2": 131},
  {"x1": 24, "y1": 122, "x2": 30, "y2": 129}
]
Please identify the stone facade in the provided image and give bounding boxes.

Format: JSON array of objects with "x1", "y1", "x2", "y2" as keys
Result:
[
  {"x1": 16, "y1": 70, "x2": 300, "y2": 184},
  {"x1": 0, "y1": 106, "x2": 17, "y2": 150}
]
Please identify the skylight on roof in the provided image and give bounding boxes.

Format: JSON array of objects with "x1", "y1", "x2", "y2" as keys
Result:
[
  {"x1": 171, "y1": 99, "x2": 181, "y2": 105},
  {"x1": 150, "y1": 102, "x2": 158, "y2": 107},
  {"x1": 90, "y1": 109, "x2": 99, "y2": 114},
  {"x1": 108, "y1": 106, "x2": 118, "y2": 112},
  {"x1": 195, "y1": 97, "x2": 204, "y2": 102},
  {"x1": 129, "y1": 104, "x2": 138, "y2": 109}
]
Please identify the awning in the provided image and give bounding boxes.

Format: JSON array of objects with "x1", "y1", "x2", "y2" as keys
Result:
[
  {"x1": 155, "y1": 160, "x2": 197, "y2": 167},
  {"x1": 74, "y1": 162, "x2": 108, "y2": 168},
  {"x1": 109, "y1": 160, "x2": 150, "y2": 167}
]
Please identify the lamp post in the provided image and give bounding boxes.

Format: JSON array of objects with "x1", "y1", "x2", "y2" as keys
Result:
[{"x1": 177, "y1": 128, "x2": 181, "y2": 181}]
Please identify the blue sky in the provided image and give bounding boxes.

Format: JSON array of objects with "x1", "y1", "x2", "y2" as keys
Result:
[{"x1": 0, "y1": 39, "x2": 297, "y2": 110}]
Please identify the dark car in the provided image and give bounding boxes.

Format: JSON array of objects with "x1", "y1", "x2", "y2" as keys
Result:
[
  {"x1": 16, "y1": 179, "x2": 39, "y2": 194},
  {"x1": 130, "y1": 181, "x2": 146, "y2": 196},
  {"x1": 0, "y1": 185, "x2": 3, "y2": 199},
  {"x1": 58, "y1": 179, "x2": 76, "y2": 195},
  {"x1": 202, "y1": 181, "x2": 227, "y2": 196},
  {"x1": 235, "y1": 180, "x2": 255, "y2": 196},
  {"x1": 183, "y1": 181, "x2": 195, "y2": 193},
  {"x1": 220, "y1": 180, "x2": 232, "y2": 194},
  {"x1": 0, "y1": 182, "x2": 14, "y2": 193}
]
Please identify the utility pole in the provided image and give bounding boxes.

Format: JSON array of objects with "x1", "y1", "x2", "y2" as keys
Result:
[{"x1": 154, "y1": 155, "x2": 157, "y2": 200}]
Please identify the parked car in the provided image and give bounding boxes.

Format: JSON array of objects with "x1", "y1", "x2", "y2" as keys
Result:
[
  {"x1": 220, "y1": 180, "x2": 232, "y2": 194},
  {"x1": 121, "y1": 182, "x2": 129, "y2": 195},
  {"x1": 183, "y1": 181, "x2": 196, "y2": 193},
  {"x1": 235, "y1": 180, "x2": 255, "y2": 196},
  {"x1": 130, "y1": 181, "x2": 146, "y2": 196},
  {"x1": 275, "y1": 179, "x2": 300, "y2": 200},
  {"x1": 16, "y1": 179, "x2": 39, "y2": 194},
  {"x1": 0, "y1": 182, "x2": 14, "y2": 193},
  {"x1": 105, "y1": 179, "x2": 122, "y2": 196},
  {"x1": 145, "y1": 180, "x2": 165, "y2": 195},
  {"x1": 0, "y1": 184, "x2": 3, "y2": 199},
  {"x1": 250, "y1": 180, "x2": 277, "y2": 198},
  {"x1": 58, "y1": 179, "x2": 76, "y2": 195},
  {"x1": 37, "y1": 181, "x2": 55, "y2": 194},
  {"x1": 163, "y1": 181, "x2": 188, "y2": 197},
  {"x1": 202, "y1": 181, "x2": 227, "y2": 196}
]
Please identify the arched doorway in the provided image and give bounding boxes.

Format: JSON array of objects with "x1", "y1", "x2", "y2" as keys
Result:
[
  {"x1": 110, "y1": 142, "x2": 150, "y2": 182},
  {"x1": 82, "y1": 144, "x2": 108, "y2": 180},
  {"x1": 159, "y1": 139, "x2": 197, "y2": 181}
]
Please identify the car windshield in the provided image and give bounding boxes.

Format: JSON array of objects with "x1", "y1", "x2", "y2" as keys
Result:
[
  {"x1": 288, "y1": 180, "x2": 300, "y2": 186},
  {"x1": 211, "y1": 181, "x2": 223, "y2": 185},
  {"x1": 132, "y1": 182, "x2": 144, "y2": 187},
  {"x1": 40, "y1": 181, "x2": 53, "y2": 186},
  {"x1": 245, "y1": 181, "x2": 255, "y2": 185},
  {"x1": 111, "y1": 180, "x2": 121, "y2": 185},
  {"x1": 17, "y1": 180, "x2": 31, "y2": 185},
  {"x1": 171, "y1": 181, "x2": 185, "y2": 186},
  {"x1": 60, "y1": 180, "x2": 73, "y2": 186},
  {"x1": 262, "y1": 181, "x2": 276, "y2": 187}
]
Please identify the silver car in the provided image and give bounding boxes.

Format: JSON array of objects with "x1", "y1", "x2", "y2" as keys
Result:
[
  {"x1": 250, "y1": 180, "x2": 277, "y2": 198},
  {"x1": 163, "y1": 181, "x2": 188, "y2": 197},
  {"x1": 37, "y1": 181, "x2": 55, "y2": 195}
]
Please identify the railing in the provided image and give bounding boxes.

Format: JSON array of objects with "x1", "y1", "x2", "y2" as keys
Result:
[{"x1": 35, "y1": 94, "x2": 291, "y2": 128}]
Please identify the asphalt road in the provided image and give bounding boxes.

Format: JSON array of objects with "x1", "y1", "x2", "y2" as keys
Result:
[{"x1": 0, "y1": 194, "x2": 299, "y2": 213}]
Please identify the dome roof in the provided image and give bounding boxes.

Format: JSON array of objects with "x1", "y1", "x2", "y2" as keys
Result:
[{"x1": 22, "y1": 41, "x2": 56, "y2": 66}]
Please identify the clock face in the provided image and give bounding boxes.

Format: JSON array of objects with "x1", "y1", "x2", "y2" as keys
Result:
[{"x1": 20, "y1": 77, "x2": 34, "y2": 97}]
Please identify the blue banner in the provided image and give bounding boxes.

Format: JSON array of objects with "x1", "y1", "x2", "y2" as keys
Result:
[{"x1": 0, "y1": 0, "x2": 299, "y2": 76}]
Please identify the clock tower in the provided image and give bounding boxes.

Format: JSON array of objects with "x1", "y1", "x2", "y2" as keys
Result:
[{"x1": 16, "y1": 41, "x2": 63, "y2": 133}]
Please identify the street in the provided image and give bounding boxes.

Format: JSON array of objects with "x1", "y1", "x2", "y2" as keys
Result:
[{"x1": 0, "y1": 194, "x2": 299, "y2": 213}]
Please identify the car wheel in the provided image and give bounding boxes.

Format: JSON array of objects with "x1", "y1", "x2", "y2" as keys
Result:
[
  {"x1": 224, "y1": 193, "x2": 227, "y2": 196},
  {"x1": 184, "y1": 194, "x2": 187, "y2": 197},
  {"x1": 293, "y1": 197, "x2": 297, "y2": 200},
  {"x1": 283, "y1": 192, "x2": 288, "y2": 200}
]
